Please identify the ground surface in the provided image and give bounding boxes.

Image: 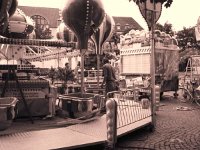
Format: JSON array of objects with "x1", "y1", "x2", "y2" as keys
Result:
[
  {"x1": 69, "y1": 91, "x2": 200, "y2": 150},
  {"x1": 1, "y1": 91, "x2": 200, "y2": 150},
  {"x1": 115, "y1": 92, "x2": 200, "y2": 150}
]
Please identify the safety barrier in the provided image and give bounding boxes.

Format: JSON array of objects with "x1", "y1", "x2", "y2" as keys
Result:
[{"x1": 106, "y1": 89, "x2": 154, "y2": 149}]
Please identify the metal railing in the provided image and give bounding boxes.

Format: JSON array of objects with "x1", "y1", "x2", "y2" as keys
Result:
[
  {"x1": 106, "y1": 88, "x2": 153, "y2": 149},
  {"x1": 107, "y1": 89, "x2": 152, "y2": 129}
]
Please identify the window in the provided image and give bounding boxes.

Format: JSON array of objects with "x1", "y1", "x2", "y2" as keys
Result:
[
  {"x1": 125, "y1": 24, "x2": 129, "y2": 30},
  {"x1": 31, "y1": 15, "x2": 49, "y2": 28},
  {"x1": 116, "y1": 23, "x2": 121, "y2": 30},
  {"x1": 31, "y1": 15, "x2": 52, "y2": 39}
]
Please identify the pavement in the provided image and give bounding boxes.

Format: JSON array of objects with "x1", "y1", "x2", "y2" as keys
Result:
[{"x1": 115, "y1": 91, "x2": 200, "y2": 150}]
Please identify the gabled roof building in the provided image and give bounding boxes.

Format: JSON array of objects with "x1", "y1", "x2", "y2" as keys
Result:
[
  {"x1": 18, "y1": 6, "x2": 144, "y2": 38},
  {"x1": 113, "y1": 16, "x2": 143, "y2": 34},
  {"x1": 18, "y1": 6, "x2": 60, "y2": 28}
]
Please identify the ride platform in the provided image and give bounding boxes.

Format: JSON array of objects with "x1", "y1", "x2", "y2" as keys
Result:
[{"x1": 0, "y1": 114, "x2": 151, "y2": 150}]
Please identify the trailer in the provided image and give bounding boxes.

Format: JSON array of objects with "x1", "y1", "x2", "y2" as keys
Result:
[{"x1": 119, "y1": 29, "x2": 180, "y2": 97}]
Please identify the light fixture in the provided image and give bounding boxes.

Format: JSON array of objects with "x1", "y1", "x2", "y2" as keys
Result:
[{"x1": 138, "y1": 0, "x2": 162, "y2": 30}]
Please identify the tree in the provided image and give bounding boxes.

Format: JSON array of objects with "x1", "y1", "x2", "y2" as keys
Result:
[
  {"x1": 54, "y1": 66, "x2": 75, "y2": 94},
  {"x1": 129, "y1": 0, "x2": 173, "y2": 8},
  {"x1": 155, "y1": 22, "x2": 174, "y2": 36},
  {"x1": 176, "y1": 27, "x2": 200, "y2": 50},
  {"x1": 176, "y1": 27, "x2": 200, "y2": 72},
  {"x1": 110, "y1": 33, "x2": 120, "y2": 46},
  {"x1": 154, "y1": 22, "x2": 200, "y2": 51}
]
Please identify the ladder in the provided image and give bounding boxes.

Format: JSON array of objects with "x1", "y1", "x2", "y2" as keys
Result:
[{"x1": 184, "y1": 56, "x2": 199, "y2": 84}]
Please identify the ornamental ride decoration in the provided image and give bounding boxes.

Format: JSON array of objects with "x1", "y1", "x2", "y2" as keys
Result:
[
  {"x1": 91, "y1": 14, "x2": 115, "y2": 55},
  {"x1": 0, "y1": 0, "x2": 106, "y2": 95},
  {"x1": 0, "y1": 0, "x2": 75, "y2": 47},
  {"x1": 1, "y1": 8, "x2": 35, "y2": 39},
  {"x1": 120, "y1": 29, "x2": 178, "y2": 49},
  {"x1": 0, "y1": 0, "x2": 18, "y2": 33},
  {"x1": 56, "y1": 21, "x2": 77, "y2": 43},
  {"x1": 62, "y1": 0, "x2": 105, "y2": 94},
  {"x1": 91, "y1": 13, "x2": 115, "y2": 88},
  {"x1": 62, "y1": 0, "x2": 105, "y2": 50}
]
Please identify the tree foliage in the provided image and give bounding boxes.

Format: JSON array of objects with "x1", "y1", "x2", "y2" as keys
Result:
[
  {"x1": 129, "y1": 0, "x2": 173, "y2": 8},
  {"x1": 154, "y1": 23, "x2": 200, "y2": 51},
  {"x1": 155, "y1": 22, "x2": 174, "y2": 36},
  {"x1": 176, "y1": 27, "x2": 200, "y2": 50},
  {"x1": 110, "y1": 33, "x2": 120, "y2": 46},
  {"x1": 176, "y1": 27, "x2": 200, "y2": 72}
]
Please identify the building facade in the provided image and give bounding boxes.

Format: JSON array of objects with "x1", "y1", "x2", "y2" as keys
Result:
[
  {"x1": 18, "y1": 6, "x2": 60, "y2": 39},
  {"x1": 19, "y1": 6, "x2": 143, "y2": 39}
]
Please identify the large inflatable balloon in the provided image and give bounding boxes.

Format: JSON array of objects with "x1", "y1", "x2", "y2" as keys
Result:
[
  {"x1": 56, "y1": 22, "x2": 77, "y2": 42},
  {"x1": 0, "y1": 0, "x2": 18, "y2": 32},
  {"x1": 91, "y1": 14, "x2": 115, "y2": 54},
  {"x1": 101, "y1": 15, "x2": 115, "y2": 46},
  {"x1": 91, "y1": 14, "x2": 115, "y2": 88},
  {"x1": 62, "y1": 0, "x2": 105, "y2": 49},
  {"x1": 0, "y1": 8, "x2": 35, "y2": 38}
]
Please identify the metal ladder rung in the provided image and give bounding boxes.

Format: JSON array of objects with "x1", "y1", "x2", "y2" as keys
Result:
[{"x1": 184, "y1": 57, "x2": 199, "y2": 84}]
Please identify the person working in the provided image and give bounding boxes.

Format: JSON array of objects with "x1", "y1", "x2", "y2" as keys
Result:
[
  {"x1": 101, "y1": 57, "x2": 119, "y2": 98},
  {"x1": 64, "y1": 62, "x2": 76, "y2": 82}
]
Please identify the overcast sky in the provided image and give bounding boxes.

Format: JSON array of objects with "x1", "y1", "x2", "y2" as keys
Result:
[{"x1": 18, "y1": 0, "x2": 200, "y2": 31}]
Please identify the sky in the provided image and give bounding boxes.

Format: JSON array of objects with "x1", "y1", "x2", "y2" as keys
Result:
[{"x1": 18, "y1": 0, "x2": 200, "y2": 31}]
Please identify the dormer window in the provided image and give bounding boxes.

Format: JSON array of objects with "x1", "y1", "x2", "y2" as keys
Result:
[
  {"x1": 116, "y1": 23, "x2": 121, "y2": 30},
  {"x1": 125, "y1": 23, "x2": 129, "y2": 29}
]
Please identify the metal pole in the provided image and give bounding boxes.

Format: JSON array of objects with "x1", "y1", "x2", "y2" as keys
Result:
[
  {"x1": 58, "y1": 49, "x2": 59, "y2": 68},
  {"x1": 80, "y1": 49, "x2": 85, "y2": 95},
  {"x1": 150, "y1": 0, "x2": 156, "y2": 127},
  {"x1": 97, "y1": 53, "x2": 100, "y2": 88},
  {"x1": 97, "y1": 44, "x2": 101, "y2": 89}
]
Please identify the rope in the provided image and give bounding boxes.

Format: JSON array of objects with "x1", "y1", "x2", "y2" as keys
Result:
[{"x1": 36, "y1": 109, "x2": 103, "y2": 128}]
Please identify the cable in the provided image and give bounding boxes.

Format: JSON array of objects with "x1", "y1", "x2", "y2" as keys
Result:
[
  {"x1": 35, "y1": 109, "x2": 103, "y2": 128},
  {"x1": 116, "y1": 145, "x2": 155, "y2": 150}
]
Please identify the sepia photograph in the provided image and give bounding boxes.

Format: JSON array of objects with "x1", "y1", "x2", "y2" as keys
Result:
[{"x1": 0, "y1": 0, "x2": 200, "y2": 149}]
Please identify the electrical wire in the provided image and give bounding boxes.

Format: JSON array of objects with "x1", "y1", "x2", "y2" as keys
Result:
[{"x1": 116, "y1": 145, "x2": 155, "y2": 150}]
